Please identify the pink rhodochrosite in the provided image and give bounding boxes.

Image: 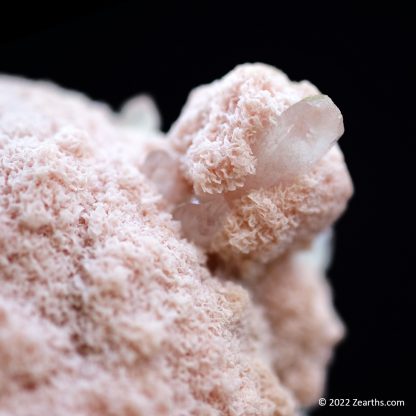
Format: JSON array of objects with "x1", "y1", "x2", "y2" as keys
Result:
[{"x1": 0, "y1": 64, "x2": 352, "y2": 415}]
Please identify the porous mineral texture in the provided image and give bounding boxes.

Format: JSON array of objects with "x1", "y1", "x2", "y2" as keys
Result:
[{"x1": 0, "y1": 64, "x2": 352, "y2": 415}]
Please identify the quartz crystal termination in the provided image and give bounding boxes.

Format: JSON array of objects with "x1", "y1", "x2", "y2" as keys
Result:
[{"x1": 173, "y1": 94, "x2": 344, "y2": 247}]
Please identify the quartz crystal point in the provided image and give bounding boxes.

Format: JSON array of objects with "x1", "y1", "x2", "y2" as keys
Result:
[
  {"x1": 169, "y1": 95, "x2": 343, "y2": 246},
  {"x1": 120, "y1": 94, "x2": 161, "y2": 130},
  {"x1": 174, "y1": 195, "x2": 230, "y2": 248},
  {"x1": 245, "y1": 94, "x2": 344, "y2": 190},
  {"x1": 142, "y1": 151, "x2": 230, "y2": 246}
]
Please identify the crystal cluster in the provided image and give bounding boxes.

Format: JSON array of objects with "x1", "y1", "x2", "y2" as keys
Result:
[
  {"x1": 168, "y1": 93, "x2": 344, "y2": 247},
  {"x1": 0, "y1": 64, "x2": 352, "y2": 415}
]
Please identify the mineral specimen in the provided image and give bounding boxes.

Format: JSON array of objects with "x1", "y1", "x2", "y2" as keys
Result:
[{"x1": 0, "y1": 64, "x2": 352, "y2": 415}]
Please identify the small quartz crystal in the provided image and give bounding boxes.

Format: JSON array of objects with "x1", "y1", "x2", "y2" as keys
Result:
[
  {"x1": 120, "y1": 94, "x2": 161, "y2": 130},
  {"x1": 142, "y1": 149, "x2": 186, "y2": 204},
  {"x1": 174, "y1": 195, "x2": 229, "y2": 248},
  {"x1": 245, "y1": 95, "x2": 344, "y2": 190}
]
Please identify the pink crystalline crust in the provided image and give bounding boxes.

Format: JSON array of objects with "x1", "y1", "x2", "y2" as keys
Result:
[
  {"x1": 0, "y1": 63, "x2": 353, "y2": 416},
  {"x1": 251, "y1": 238, "x2": 345, "y2": 406},
  {"x1": 0, "y1": 77, "x2": 295, "y2": 416},
  {"x1": 213, "y1": 144, "x2": 352, "y2": 273}
]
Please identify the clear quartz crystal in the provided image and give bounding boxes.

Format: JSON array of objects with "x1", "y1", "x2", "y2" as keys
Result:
[
  {"x1": 163, "y1": 95, "x2": 343, "y2": 246},
  {"x1": 120, "y1": 95, "x2": 161, "y2": 130},
  {"x1": 142, "y1": 150, "x2": 184, "y2": 204},
  {"x1": 245, "y1": 94, "x2": 344, "y2": 190},
  {"x1": 173, "y1": 195, "x2": 229, "y2": 248}
]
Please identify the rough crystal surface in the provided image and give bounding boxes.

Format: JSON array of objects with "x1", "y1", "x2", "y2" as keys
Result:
[
  {"x1": 0, "y1": 64, "x2": 353, "y2": 415},
  {"x1": 174, "y1": 94, "x2": 344, "y2": 247}
]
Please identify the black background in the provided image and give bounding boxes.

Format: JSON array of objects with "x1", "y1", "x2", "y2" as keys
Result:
[{"x1": 1, "y1": 3, "x2": 414, "y2": 414}]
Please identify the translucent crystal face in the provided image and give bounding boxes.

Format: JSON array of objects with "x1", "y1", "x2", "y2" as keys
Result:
[
  {"x1": 245, "y1": 95, "x2": 344, "y2": 190},
  {"x1": 174, "y1": 196, "x2": 229, "y2": 248},
  {"x1": 142, "y1": 150, "x2": 186, "y2": 204},
  {"x1": 148, "y1": 95, "x2": 344, "y2": 247},
  {"x1": 120, "y1": 95, "x2": 161, "y2": 130}
]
